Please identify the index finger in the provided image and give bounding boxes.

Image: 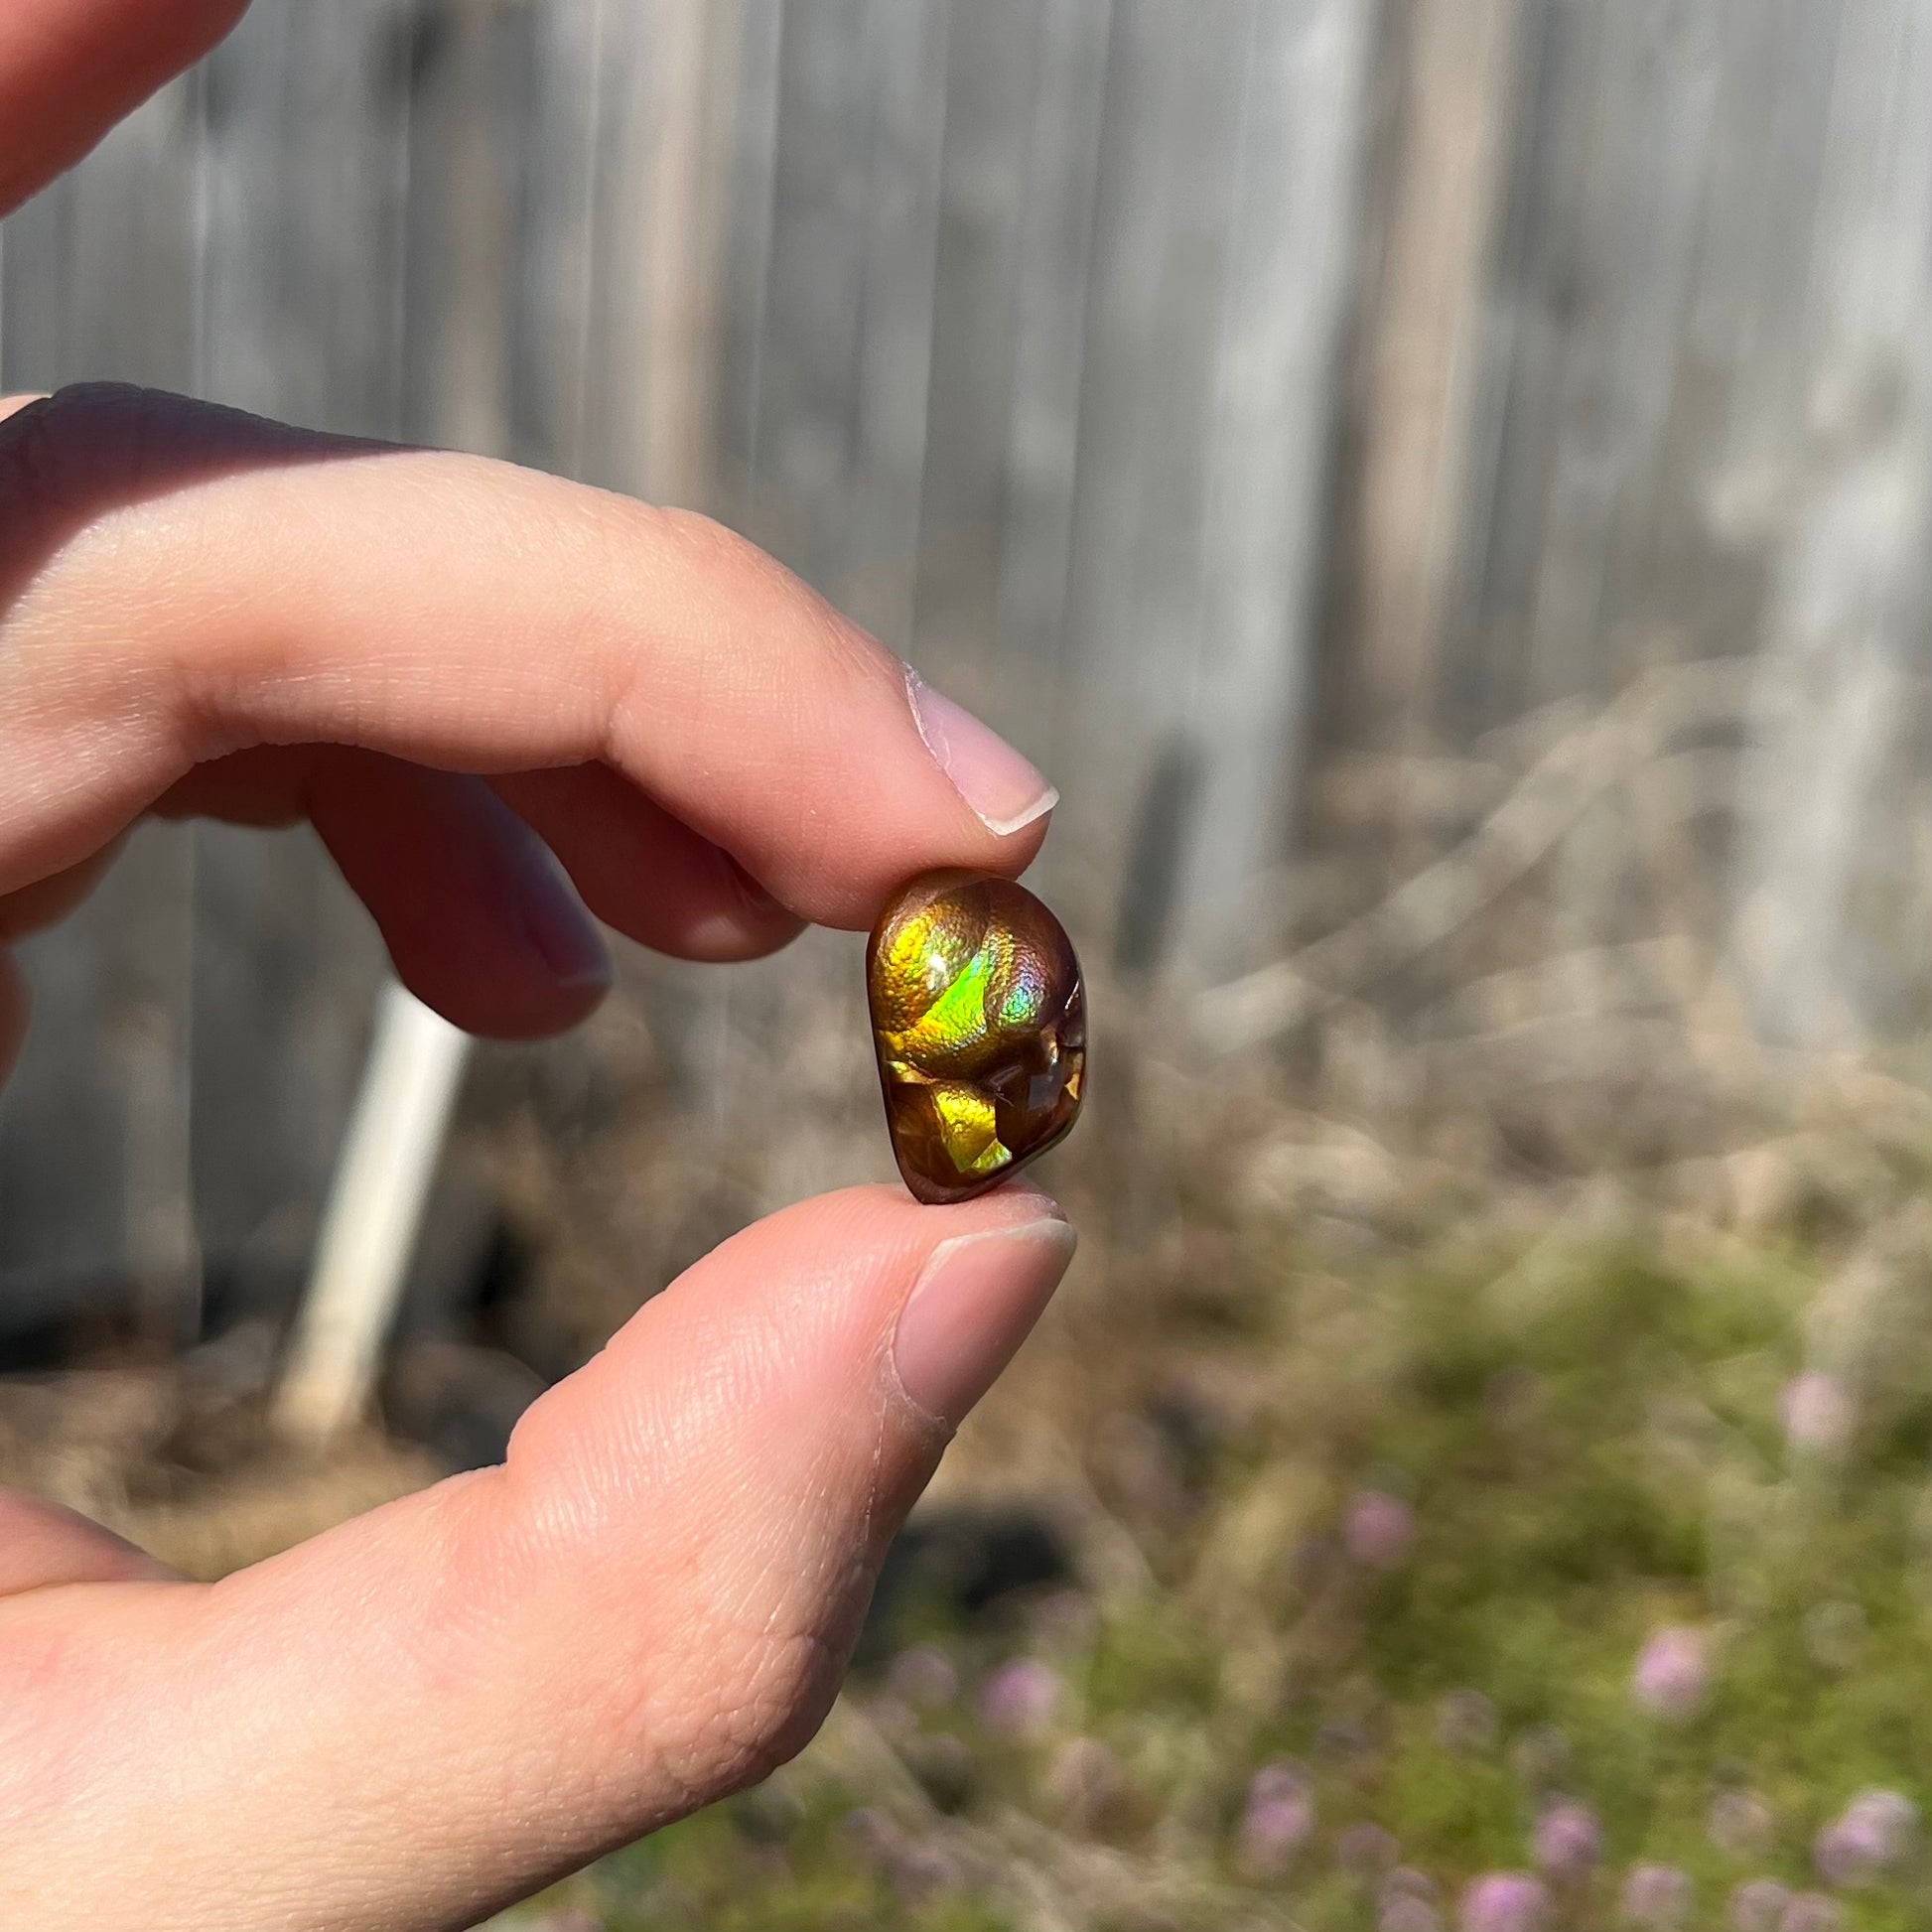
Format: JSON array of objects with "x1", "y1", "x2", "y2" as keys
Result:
[
  {"x1": 0, "y1": 0, "x2": 248, "y2": 214},
  {"x1": 0, "y1": 386, "x2": 1055, "y2": 926}
]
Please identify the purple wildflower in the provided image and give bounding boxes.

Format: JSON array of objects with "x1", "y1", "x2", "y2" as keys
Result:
[
  {"x1": 1459, "y1": 1871, "x2": 1551, "y2": 1932},
  {"x1": 1248, "y1": 1757, "x2": 1311, "y2": 1804},
  {"x1": 977, "y1": 1658, "x2": 1060, "y2": 1740},
  {"x1": 1781, "y1": 1372, "x2": 1854, "y2": 1456},
  {"x1": 1813, "y1": 1819, "x2": 1876, "y2": 1887},
  {"x1": 1814, "y1": 1788, "x2": 1916, "y2": 1884},
  {"x1": 1237, "y1": 1761, "x2": 1314, "y2": 1879},
  {"x1": 1727, "y1": 1878, "x2": 1790, "y2": 1932},
  {"x1": 1844, "y1": 1788, "x2": 1915, "y2": 1859},
  {"x1": 1533, "y1": 1800, "x2": 1600, "y2": 1881},
  {"x1": 1621, "y1": 1863, "x2": 1692, "y2": 1927},
  {"x1": 1345, "y1": 1489, "x2": 1417, "y2": 1569},
  {"x1": 1777, "y1": 1892, "x2": 1843, "y2": 1932},
  {"x1": 1381, "y1": 1869, "x2": 1441, "y2": 1929},
  {"x1": 1632, "y1": 1626, "x2": 1708, "y2": 1720}
]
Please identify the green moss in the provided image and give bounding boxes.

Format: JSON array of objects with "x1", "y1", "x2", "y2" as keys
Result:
[
  {"x1": 1084, "y1": 1600, "x2": 1224, "y2": 1723},
  {"x1": 485, "y1": 1225, "x2": 1932, "y2": 1932}
]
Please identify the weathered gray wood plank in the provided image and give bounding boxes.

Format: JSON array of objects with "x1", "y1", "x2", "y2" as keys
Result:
[
  {"x1": 1728, "y1": 0, "x2": 1932, "y2": 1044},
  {"x1": 1344, "y1": 0, "x2": 1522, "y2": 758},
  {"x1": 908, "y1": 0, "x2": 1043, "y2": 701},
  {"x1": 745, "y1": 0, "x2": 952, "y2": 638},
  {"x1": 988, "y1": 0, "x2": 1114, "y2": 750},
  {"x1": 1047, "y1": 1, "x2": 1252, "y2": 939},
  {"x1": 1043, "y1": 0, "x2": 1379, "y2": 967},
  {"x1": 197, "y1": 0, "x2": 415, "y2": 432},
  {"x1": 1180, "y1": 0, "x2": 1380, "y2": 964},
  {"x1": 715, "y1": 0, "x2": 785, "y2": 508}
]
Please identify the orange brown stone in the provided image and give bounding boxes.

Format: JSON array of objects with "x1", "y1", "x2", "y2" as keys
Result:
[{"x1": 866, "y1": 871, "x2": 1086, "y2": 1204}]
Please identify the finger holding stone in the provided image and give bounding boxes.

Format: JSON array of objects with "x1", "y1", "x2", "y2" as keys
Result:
[{"x1": 0, "y1": 386, "x2": 1056, "y2": 931}]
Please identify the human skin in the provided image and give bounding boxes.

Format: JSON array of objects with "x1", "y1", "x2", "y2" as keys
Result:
[{"x1": 0, "y1": 8, "x2": 1074, "y2": 1925}]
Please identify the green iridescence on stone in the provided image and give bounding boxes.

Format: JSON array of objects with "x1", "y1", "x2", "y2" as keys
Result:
[{"x1": 908, "y1": 933, "x2": 1000, "y2": 1055}]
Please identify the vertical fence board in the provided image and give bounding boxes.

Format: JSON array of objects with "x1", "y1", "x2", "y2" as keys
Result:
[
  {"x1": 1344, "y1": 0, "x2": 1522, "y2": 757},
  {"x1": 1521, "y1": 0, "x2": 1725, "y2": 705},
  {"x1": 1180, "y1": 0, "x2": 1380, "y2": 962},
  {"x1": 197, "y1": 0, "x2": 414, "y2": 433},
  {"x1": 1729, "y1": 0, "x2": 1932, "y2": 1043},
  {"x1": 715, "y1": 0, "x2": 785, "y2": 508},
  {"x1": 505, "y1": 0, "x2": 618, "y2": 479},
  {"x1": 989, "y1": 0, "x2": 1114, "y2": 759},
  {"x1": 909, "y1": 0, "x2": 1044, "y2": 704},
  {"x1": 748, "y1": 0, "x2": 882, "y2": 590},
  {"x1": 1047, "y1": 0, "x2": 1378, "y2": 965},
  {"x1": 1047, "y1": 2, "x2": 1250, "y2": 938}
]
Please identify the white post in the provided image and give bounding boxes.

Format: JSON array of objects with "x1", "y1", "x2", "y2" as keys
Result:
[{"x1": 274, "y1": 983, "x2": 472, "y2": 1446}]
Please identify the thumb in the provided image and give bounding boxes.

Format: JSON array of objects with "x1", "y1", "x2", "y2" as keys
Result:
[{"x1": 0, "y1": 1183, "x2": 1075, "y2": 1932}]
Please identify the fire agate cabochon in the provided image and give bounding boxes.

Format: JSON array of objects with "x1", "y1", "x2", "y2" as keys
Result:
[{"x1": 867, "y1": 872, "x2": 1086, "y2": 1204}]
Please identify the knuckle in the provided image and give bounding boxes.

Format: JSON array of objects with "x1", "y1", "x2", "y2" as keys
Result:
[
  {"x1": 651, "y1": 503, "x2": 763, "y2": 576},
  {"x1": 574, "y1": 495, "x2": 897, "y2": 778},
  {"x1": 593, "y1": 1519, "x2": 873, "y2": 1812},
  {"x1": 653, "y1": 505, "x2": 891, "y2": 680},
  {"x1": 661, "y1": 1624, "x2": 849, "y2": 1803}
]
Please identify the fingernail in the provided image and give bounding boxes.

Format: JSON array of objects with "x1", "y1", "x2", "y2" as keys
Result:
[
  {"x1": 892, "y1": 1210, "x2": 1077, "y2": 1428},
  {"x1": 514, "y1": 854, "x2": 612, "y2": 991},
  {"x1": 905, "y1": 667, "x2": 1058, "y2": 837}
]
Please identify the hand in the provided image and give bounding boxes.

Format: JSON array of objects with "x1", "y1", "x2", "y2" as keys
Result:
[{"x1": 0, "y1": 8, "x2": 1076, "y2": 1926}]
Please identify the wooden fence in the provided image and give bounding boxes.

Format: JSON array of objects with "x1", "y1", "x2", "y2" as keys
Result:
[{"x1": 2, "y1": 0, "x2": 1929, "y2": 1322}]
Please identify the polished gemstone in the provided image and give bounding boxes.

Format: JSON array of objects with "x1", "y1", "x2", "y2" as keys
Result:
[{"x1": 867, "y1": 871, "x2": 1086, "y2": 1204}]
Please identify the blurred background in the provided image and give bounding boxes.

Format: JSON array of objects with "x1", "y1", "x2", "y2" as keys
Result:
[{"x1": 5, "y1": 2, "x2": 1932, "y2": 1927}]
